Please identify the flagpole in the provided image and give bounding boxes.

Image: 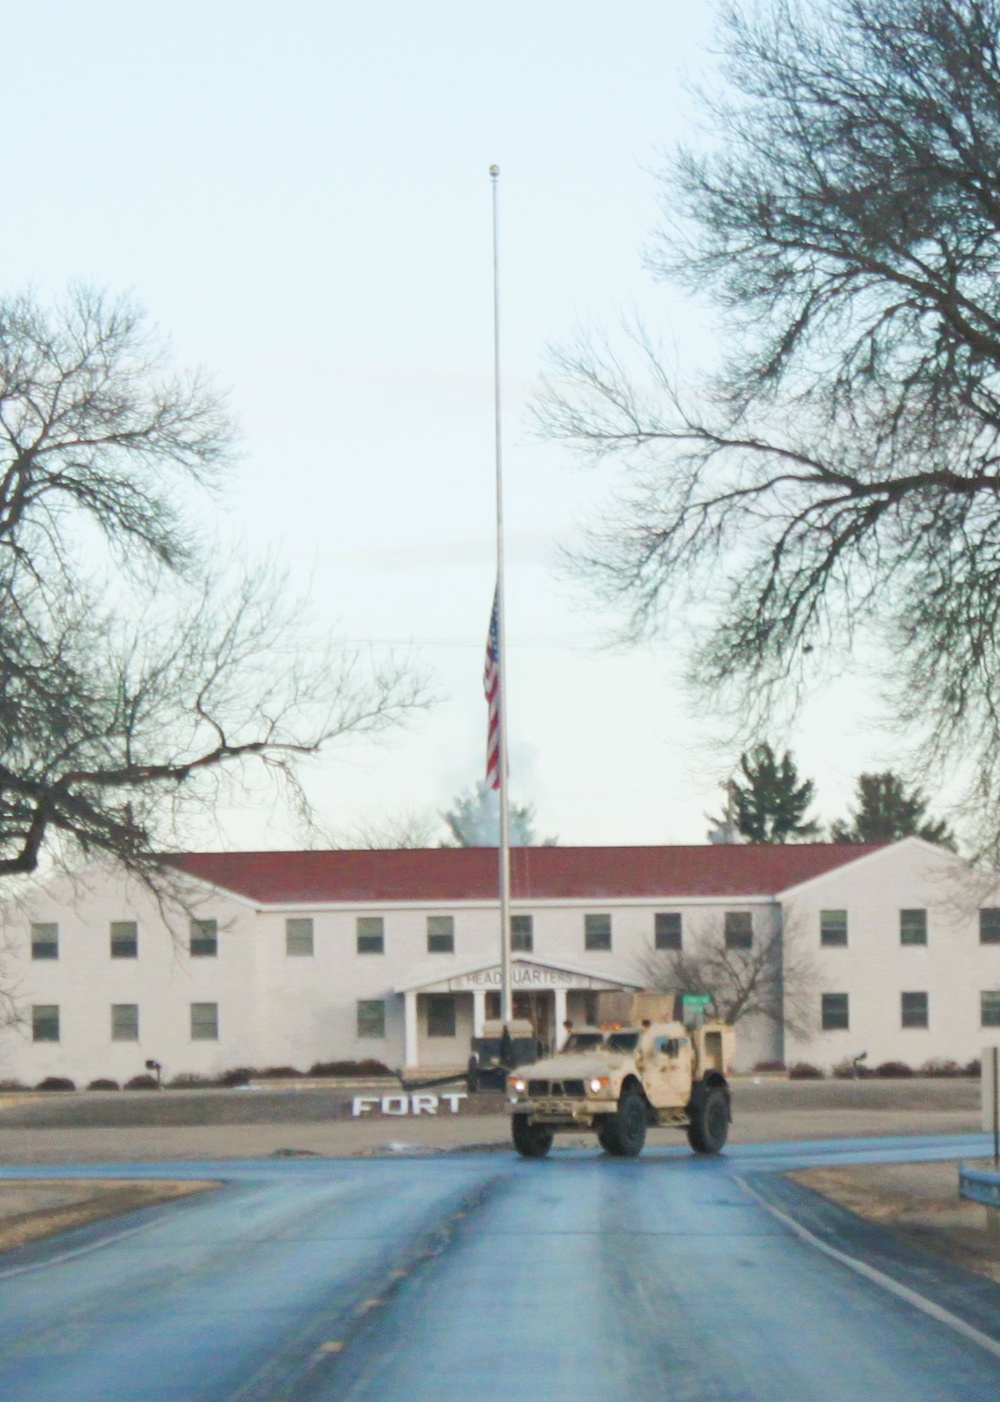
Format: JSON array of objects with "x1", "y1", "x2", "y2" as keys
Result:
[{"x1": 490, "y1": 163, "x2": 513, "y2": 1027}]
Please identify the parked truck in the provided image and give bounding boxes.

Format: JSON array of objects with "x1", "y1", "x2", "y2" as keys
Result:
[
  {"x1": 466, "y1": 1017, "x2": 541, "y2": 1092},
  {"x1": 506, "y1": 994, "x2": 735, "y2": 1159}
]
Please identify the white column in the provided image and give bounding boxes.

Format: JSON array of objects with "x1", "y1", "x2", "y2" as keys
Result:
[
  {"x1": 473, "y1": 989, "x2": 486, "y2": 1037},
  {"x1": 554, "y1": 988, "x2": 567, "y2": 1044},
  {"x1": 404, "y1": 991, "x2": 419, "y2": 1070}
]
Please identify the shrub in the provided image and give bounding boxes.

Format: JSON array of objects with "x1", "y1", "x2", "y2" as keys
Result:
[
  {"x1": 874, "y1": 1060, "x2": 914, "y2": 1078},
  {"x1": 919, "y1": 1058, "x2": 962, "y2": 1078},
  {"x1": 124, "y1": 1073, "x2": 160, "y2": 1090},
  {"x1": 787, "y1": 1062, "x2": 824, "y2": 1079},
  {"x1": 254, "y1": 1066, "x2": 304, "y2": 1079},
  {"x1": 308, "y1": 1058, "x2": 393, "y2": 1078},
  {"x1": 965, "y1": 1058, "x2": 982, "y2": 1078},
  {"x1": 0, "y1": 1078, "x2": 27, "y2": 1091},
  {"x1": 167, "y1": 1072, "x2": 213, "y2": 1089},
  {"x1": 752, "y1": 1060, "x2": 786, "y2": 1073},
  {"x1": 87, "y1": 1078, "x2": 120, "y2": 1091},
  {"x1": 35, "y1": 1076, "x2": 75, "y2": 1091},
  {"x1": 216, "y1": 1067, "x2": 253, "y2": 1087}
]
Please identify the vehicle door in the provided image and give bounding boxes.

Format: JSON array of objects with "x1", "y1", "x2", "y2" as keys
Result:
[{"x1": 641, "y1": 1033, "x2": 693, "y2": 1108}]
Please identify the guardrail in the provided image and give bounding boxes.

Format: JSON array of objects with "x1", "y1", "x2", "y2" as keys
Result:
[{"x1": 958, "y1": 1163, "x2": 1000, "y2": 1207}]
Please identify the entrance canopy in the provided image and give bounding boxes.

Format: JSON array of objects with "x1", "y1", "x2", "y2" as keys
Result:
[
  {"x1": 393, "y1": 952, "x2": 642, "y2": 997},
  {"x1": 393, "y1": 954, "x2": 643, "y2": 1072}
]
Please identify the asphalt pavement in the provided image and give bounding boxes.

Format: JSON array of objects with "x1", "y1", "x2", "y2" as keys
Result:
[{"x1": 1, "y1": 1135, "x2": 1000, "y2": 1401}]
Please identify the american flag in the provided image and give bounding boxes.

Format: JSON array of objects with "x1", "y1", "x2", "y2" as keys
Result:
[{"x1": 484, "y1": 586, "x2": 501, "y2": 790}]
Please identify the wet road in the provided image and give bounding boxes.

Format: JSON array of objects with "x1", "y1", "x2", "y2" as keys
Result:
[{"x1": 1, "y1": 1135, "x2": 999, "y2": 1400}]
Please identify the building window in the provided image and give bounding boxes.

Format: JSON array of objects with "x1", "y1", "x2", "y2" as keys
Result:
[
  {"x1": 901, "y1": 991, "x2": 928, "y2": 1029},
  {"x1": 820, "y1": 910, "x2": 848, "y2": 947},
  {"x1": 30, "y1": 923, "x2": 59, "y2": 960},
  {"x1": 426, "y1": 994, "x2": 456, "y2": 1037},
  {"x1": 584, "y1": 914, "x2": 612, "y2": 952},
  {"x1": 357, "y1": 999, "x2": 386, "y2": 1038},
  {"x1": 32, "y1": 1005, "x2": 60, "y2": 1042},
  {"x1": 900, "y1": 909, "x2": 928, "y2": 946},
  {"x1": 982, "y1": 991, "x2": 1000, "y2": 1028},
  {"x1": 356, "y1": 916, "x2": 384, "y2": 954},
  {"x1": 821, "y1": 993, "x2": 849, "y2": 1031},
  {"x1": 189, "y1": 919, "x2": 218, "y2": 958},
  {"x1": 110, "y1": 921, "x2": 138, "y2": 959},
  {"x1": 655, "y1": 913, "x2": 682, "y2": 950},
  {"x1": 285, "y1": 918, "x2": 314, "y2": 957},
  {"x1": 190, "y1": 1002, "x2": 219, "y2": 1041},
  {"x1": 724, "y1": 911, "x2": 753, "y2": 950},
  {"x1": 981, "y1": 909, "x2": 1000, "y2": 944},
  {"x1": 511, "y1": 914, "x2": 533, "y2": 952},
  {"x1": 427, "y1": 915, "x2": 455, "y2": 954},
  {"x1": 111, "y1": 1003, "x2": 139, "y2": 1042}
]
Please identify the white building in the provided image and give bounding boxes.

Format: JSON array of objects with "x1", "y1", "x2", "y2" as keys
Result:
[{"x1": 1, "y1": 839, "x2": 998, "y2": 1086}]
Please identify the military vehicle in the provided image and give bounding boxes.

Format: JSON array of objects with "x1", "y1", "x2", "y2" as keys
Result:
[
  {"x1": 506, "y1": 995, "x2": 735, "y2": 1158},
  {"x1": 466, "y1": 1017, "x2": 541, "y2": 1092}
]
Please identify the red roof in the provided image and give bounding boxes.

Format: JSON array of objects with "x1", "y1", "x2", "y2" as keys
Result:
[{"x1": 168, "y1": 844, "x2": 883, "y2": 905}]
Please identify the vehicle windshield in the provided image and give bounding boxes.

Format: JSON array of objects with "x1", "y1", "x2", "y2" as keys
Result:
[
  {"x1": 561, "y1": 1032, "x2": 604, "y2": 1053},
  {"x1": 604, "y1": 1031, "x2": 641, "y2": 1052}
]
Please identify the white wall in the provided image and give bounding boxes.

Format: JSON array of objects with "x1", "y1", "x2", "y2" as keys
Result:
[
  {"x1": 0, "y1": 867, "x2": 260, "y2": 1086},
  {"x1": 8, "y1": 844, "x2": 985, "y2": 1084},
  {"x1": 782, "y1": 839, "x2": 997, "y2": 1072}
]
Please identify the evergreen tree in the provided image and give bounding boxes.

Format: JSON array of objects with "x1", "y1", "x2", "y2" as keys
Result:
[
  {"x1": 727, "y1": 744, "x2": 820, "y2": 844},
  {"x1": 441, "y1": 782, "x2": 555, "y2": 847},
  {"x1": 830, "y1": 773, "x2": 956, "y2": 849}
]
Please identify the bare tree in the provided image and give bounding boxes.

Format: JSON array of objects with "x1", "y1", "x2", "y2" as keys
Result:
[
  {"x1": 335, "y1": 808, "x2": 443, "y2": 849},
  {"x1": 0, "y1": 286, "x2": 427, "y2": 886},
  {"x1": 0, "y1": 928, "x2": 21, "y2": 1034},
  {"x1": 539, "y1": 0, "x2": 1000, "y2": 854},
  {"x1": 639, "y1": 912, "x2": 819, "y2": 1040}
]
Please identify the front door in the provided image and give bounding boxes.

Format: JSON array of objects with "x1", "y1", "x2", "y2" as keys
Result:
[
  {"x1": 485, "y1": 989, "x2": 552, "y2": 1046},
  {"x1": 641, "y1": 1033, "x2": 693, "y2": 1109}
]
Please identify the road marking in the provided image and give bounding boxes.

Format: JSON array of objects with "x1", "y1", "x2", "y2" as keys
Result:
[
  {"x1": 318, "y1": 1341, "x2": 343, "y2": 1353},
  {"x1": 736, "y1": 1175, "x2": 1000, "y2": 1363}
]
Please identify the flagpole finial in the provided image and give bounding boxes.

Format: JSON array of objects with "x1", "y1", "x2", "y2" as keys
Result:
[{"x1": 490, "y1": 164, "x2": 500, "y2": 178}]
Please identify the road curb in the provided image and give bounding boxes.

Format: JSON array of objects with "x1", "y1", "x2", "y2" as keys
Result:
[
  {"x1": 959, "y1": 1161, "x2": 1000, "y2": 1207},
  {"x1": 737, "y1": 1170, "x2": 1000, "y2": 1363}
]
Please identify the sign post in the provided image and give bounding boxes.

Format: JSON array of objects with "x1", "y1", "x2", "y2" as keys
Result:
[
  {"x1": 987, "y1": 1043, "x2": 992, "y2": 1172},
  {"x1": 681, "y1": 993, "x2": 714, "y2": 1025},
  {"x1": 980, "y1": 1045, "x2": 1000, "y2": 1166}
]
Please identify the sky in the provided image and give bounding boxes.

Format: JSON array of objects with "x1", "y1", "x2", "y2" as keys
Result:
[{"x1": 0, "y1": 1, "x2": 911, "y2": 849}]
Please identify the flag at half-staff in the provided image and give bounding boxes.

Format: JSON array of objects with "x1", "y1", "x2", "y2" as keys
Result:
[{"x1": 484, "y1": 586, "x2": 501, "y2": 791}]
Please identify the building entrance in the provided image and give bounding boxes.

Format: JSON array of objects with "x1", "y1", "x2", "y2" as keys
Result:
[{"x1": 486, "y1": 989, "x2": 553, "y2": 1049}]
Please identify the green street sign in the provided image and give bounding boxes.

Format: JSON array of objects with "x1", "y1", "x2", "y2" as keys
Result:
[{"x1": 682, "y1": 994, "x2": 713, "y2": 1009}]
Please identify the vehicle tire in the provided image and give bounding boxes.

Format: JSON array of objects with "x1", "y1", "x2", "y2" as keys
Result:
[
  {"x1": 512, "y1": 1116, "x2": 554, "y2": 1158},
  {"x1": 600, "y1": 1090, "x2": 647, "y2": 1157},
  {"x1": 597, "y1": 1123, "x2": 621, "y2": 1154},
  {"x1": 687, "y1": 1086, "x2": 729, "y2": 1155}
]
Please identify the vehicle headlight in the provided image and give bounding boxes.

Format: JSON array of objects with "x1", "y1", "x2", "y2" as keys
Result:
[
  {"x1": 508, "y1": 1076, "x2": 526, "y2": 1095},
  {"x1": 587, "y1": 1077, "x2": 609, "y2": 1095}
]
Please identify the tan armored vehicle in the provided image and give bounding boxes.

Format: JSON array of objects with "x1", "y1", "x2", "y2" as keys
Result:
[{"x1": 507, "y1": 994, "x2": 735, "y2": 1159}]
